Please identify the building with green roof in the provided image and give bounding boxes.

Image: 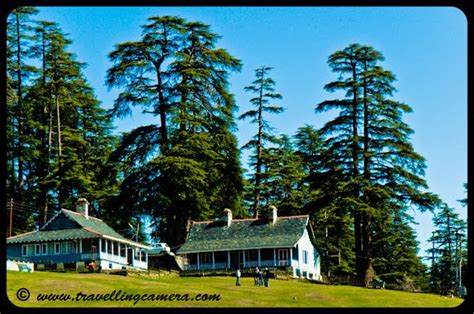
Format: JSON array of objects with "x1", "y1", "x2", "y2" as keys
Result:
[
  {"x1": 7, "y1": 198, "x2": 151, "y2": 271},
  {"x1": 177, "y1": 206, "x2": 321, "y2": 280}
]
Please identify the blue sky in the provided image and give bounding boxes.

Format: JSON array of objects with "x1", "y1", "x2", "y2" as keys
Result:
[{"x1": 33, "y1": 6, "x2": 467, "y2": 256}]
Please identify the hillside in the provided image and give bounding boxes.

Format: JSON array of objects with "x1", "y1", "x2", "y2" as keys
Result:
[{"x1": 6, "y1": 271, "x2": 464, "y2": 308}]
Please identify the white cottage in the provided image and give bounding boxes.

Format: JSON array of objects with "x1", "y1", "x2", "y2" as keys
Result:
[
  {"x1": 7, "y1": 198, "x2": 151, "y2": 271},
  {"x1": 177, "y1": 206, "x2": 321, "y2": 280}
]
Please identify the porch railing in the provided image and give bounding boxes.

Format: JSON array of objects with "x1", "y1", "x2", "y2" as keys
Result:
[{"x1": 183, "y1": 259, "x2": 290, "y2": 271}]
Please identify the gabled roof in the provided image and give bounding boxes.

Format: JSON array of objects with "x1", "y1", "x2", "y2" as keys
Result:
[
  {"x1": 7, "y1": 209, "x2": 150, "y2": 249},
  {"x1": 7, "y1": 228, "x2": 100, "y2": 244},
  {"x1": 177, "y1": 215, "x2": 310, "y2": 254},
  {"x1": 59, "y1": 209, "x2": 130, "y2": 242}
]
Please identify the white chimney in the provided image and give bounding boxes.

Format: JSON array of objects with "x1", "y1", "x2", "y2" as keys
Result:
[
  {"x1": 76, "y1": 198, "x2": 90, "y2": 219},
  {"x1": 269, "y1": 205, "x2": 278, "y2": 225},
  {"x1": 223, "y1": 208, "x2": 232, "y2": 227}
]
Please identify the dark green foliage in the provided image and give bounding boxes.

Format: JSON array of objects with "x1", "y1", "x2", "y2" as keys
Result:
[
  {"x1": 106, "y1": 16, "x2": 242, "y2": 247},
  {"x1": 6, "y1": 7, "x2": 39, "y2": 206},
  {"x1": 315, "y1": 43, "x2": 439, "y2": 284},
  {"x1": 427, "y1": 204, "x2": 467, "y2": 294},
  {"x1": 6, "y1": 8, "x2": 117, "y2": 232},
  {"x1": 258, "y1": 135, "x2": 306, "y2": 215},
  {"x1": 239, "y1": 66, "x2": 284, "y2": 217},
  {"x1": 294, "y1": 124, "x2": 355, "y2": 275}
]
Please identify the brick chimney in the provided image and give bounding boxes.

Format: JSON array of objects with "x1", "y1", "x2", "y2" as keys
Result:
[
  {"x1": 76, "y1": 198, "x2": 90, "y2": 219},
  {"x1": 223, "y1": 208, "x2": 232, "y2": 227},
  {"x1": 269, "y1": 205, "x2": 278, "y2": 225}
]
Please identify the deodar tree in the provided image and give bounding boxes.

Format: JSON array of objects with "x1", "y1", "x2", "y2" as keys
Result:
[
  {"x1": 239, "y1": 66, "x2": 284, "y2": 218},
  {"x1": 6, "y1": 8, "x2": 117, "y2": 232},
  {"x1": 317, "y1": 43, "x2": 439, "y2": 284},
  {"x1": 106, "y1": 16, "x2": 242, "y2": 247}
]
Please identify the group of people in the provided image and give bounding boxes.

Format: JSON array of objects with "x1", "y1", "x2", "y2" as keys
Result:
[{"x1": 235, "y1": 267, "x2": 270, "y2": 287}]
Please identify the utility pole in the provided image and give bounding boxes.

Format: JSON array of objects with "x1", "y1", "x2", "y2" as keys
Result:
[{"x1": 9, "y1": 198, "x2": 13, "y2": 237}]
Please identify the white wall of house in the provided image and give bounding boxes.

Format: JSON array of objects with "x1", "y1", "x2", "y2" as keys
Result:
[{"x1": 292, "y1": 228, "x2": 321, "y2": 280}]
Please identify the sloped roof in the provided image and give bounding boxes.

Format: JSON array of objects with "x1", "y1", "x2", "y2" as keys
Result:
[
  {"x1": 7, "y1": 228, "x2": 100, "y2": 244},
  {"x1": 177, "y1": 215, "x2": 309, "y2": 254},
  {"x1": 60, "y1": 209, "x2": 130, "y2": 242},
  {"x1": 7, "y1": 209, "x2": 150, "y2": 249}
]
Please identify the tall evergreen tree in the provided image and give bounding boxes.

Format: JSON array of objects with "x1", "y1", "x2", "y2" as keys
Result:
[
  {"x1": 7, "y1": 13, "x2": 117, "y2": 232},
  {"x1": 317, "y1": 43, "x2": 439, "y2": 283},
  {"x1": 257, "y1": 134, "x2": 305, "y2": 215},
  {"x1": 106, "y1": 16, "x2": 242, "y2": 246},
  {"x1": 6, "y1": 7, "x2": 38, "y2": 203},
  {"x1": 427, "y1": 203, "x2": 467, "y2": 294},
  {"x1": 295, "y1": 125, "x2": 355, "y2": 275},
  {"x1": 239, "y1": 66, "x2": 284, "y2": 218}
]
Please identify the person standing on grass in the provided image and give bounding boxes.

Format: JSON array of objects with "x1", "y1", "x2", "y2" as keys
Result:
[
  {"x1": 263, "y1": 268, "x2": 269, "y2": 287},
  {"x1": 236, "y1": 268, "x2": 241, "y2": 286},
  {"x1": 254, "y1": 267, "x2": 260, "y2": 286},
  {"x1": 258, "y1": 268, "x2": 264, "y2": 286}
]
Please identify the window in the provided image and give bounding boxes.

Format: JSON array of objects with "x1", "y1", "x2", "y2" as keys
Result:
[
  {"x1": 55, "y1": 243, "x2": 60, "y2": 254},
  {"x1": 113, "y1": 241, "x2": 119, "y2": 256},
  {"x1": 107, "y1": 240, "x2": 113, "y2": 254},
  {"x1": 27, "y1": 245, "x2": 35, "y2": 256},
  {"x1": 22, "y1": 245, "x2": 27, "y2": 257},
  {"x1": 48, "y1": 243, "x2": 55, "y2": 254},
  {"x1": 42, "y1": 244, "x2": 47, "y2": 255},
  {"x1": 61, "y1": 241, "x2": 74, "y2": 254},
  {"x1": 35, "y1": 244, "x2": 41, "y2": 256},
  {"x1": 303, "y1": 250, "x2": 309, "y2": 265}
]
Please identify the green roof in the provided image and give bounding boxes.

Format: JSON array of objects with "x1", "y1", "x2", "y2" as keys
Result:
[
  {"x1": 7, "y1": 209, "x2": 148, "y2": 248},
  {"x1": 7, "y1": 228, "x2": 99, "y2": 244},
  {"x1": 177, "y1": 215, "x2": 309, "y2": 254},
  {"x1": 60, "y1": 209, "x2": 130, "y2": 242}
]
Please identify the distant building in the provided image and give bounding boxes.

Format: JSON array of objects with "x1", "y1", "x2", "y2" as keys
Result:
[
  {"x1": 177, "y1": 206, "x2": 321, "y2": 280},
  {"x1": 7, "y1": 198, "x2": 151, "y2": 271}
]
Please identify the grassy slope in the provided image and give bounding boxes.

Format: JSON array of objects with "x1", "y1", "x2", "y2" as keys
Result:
[{"x1": 6, "y1": 271, "x2": 464, "y2": 308}]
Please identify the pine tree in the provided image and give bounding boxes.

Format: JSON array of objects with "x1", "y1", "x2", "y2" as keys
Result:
[
  {"x1": 239, "y1": 66, "x2": 284, "y2": 217},
  {"x1": 7, "y1": 14, "x2": 117, "y2": 231},
  {"x1": 257, "y1": 135, "x2": 306, "y2": 215},
  {"x1": 106, "y1": 16, "x2": 242, "y2": 246},
  {"x1": 317, "y1": 43, "x2": 439, "y2": 283},
  {"x1": 6, "y1": 7, "x2": 38, "y2": 203},
  {"x1": 294, "y1": 125, "x2": 355, "y2": 275},
  {"x1": 427, "y1": 203, "x2": 467, "y2": 294}
]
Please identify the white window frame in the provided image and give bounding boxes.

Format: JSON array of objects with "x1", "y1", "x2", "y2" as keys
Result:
[
  {"x1": 42, "y1": 243, "x2": 47, "y2": 255},
  {"x1": 35, "y1": 244, "x2": 41, "y2": 256},
  {"x1": 303, "y1": 250, "x2": 308, "y2": 265},
  {"x1": 22, "y1": 244, "x2": 27, "y2": 257}
]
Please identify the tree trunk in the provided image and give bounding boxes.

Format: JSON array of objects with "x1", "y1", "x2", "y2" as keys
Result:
[
  {"x1": 361, "y1": 57, "x2": 374, "y2": 285},
  {"x1": 350, "y1": 60, "x2": 363, "y2": 279},
  {"x1": 15, "y1": 13, "x2": 24, "y2": 195},
  {"x1": 56, "y1": 89, "x2": 62, "y2": 209},
  {"x1": 252, "y1": 78, "x2": 265, "y2": 218}
]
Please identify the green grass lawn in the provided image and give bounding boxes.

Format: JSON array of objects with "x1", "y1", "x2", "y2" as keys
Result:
[{"x1": 7, "y1": 271, "x2": 464, "y2": 308}]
